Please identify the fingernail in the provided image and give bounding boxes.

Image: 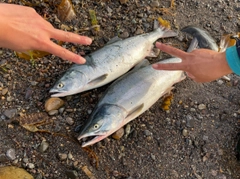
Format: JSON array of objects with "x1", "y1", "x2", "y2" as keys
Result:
[
  {"x1": 75, "y1": 56, "x2": 86, "y2": 64},
  {"x1": 156, "y1": 42, "x2": 162, "y2": 46},
  {"x1": 86, "y1": 38, "x2": 92, "y2": 45}
]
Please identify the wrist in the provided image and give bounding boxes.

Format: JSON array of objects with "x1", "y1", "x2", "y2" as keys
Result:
[{"x1": 226, "y1": 45, "x2": 240, "y2": 75}]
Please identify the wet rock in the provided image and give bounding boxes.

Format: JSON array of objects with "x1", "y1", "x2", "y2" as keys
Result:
[
  {"x1": 119, "y1": 31, "x2": 130, "y2": 39},
  {"x1": 198, "y1": 104, "x2": 206, "y2": 110},
  {"x1": 44, "y1": 97, "x2": 64, "y2": 112},
  {"x1": 3, "y1": 109, "x2": 17, "y2": 119},
  {"x1": 66, "y1": 117, "x2": 74, "y2": 125},
  {"x1": 48, "y1": 110, "x2": 59, "y2": 116},
  {"x1": 150, "y1": 0, "x2": 160, "y2": 7},
  {"x1": 182, "y1": 129, "x2": 188, "y2": 137},
  {"x1": 144, "y1": 130, "x2": 152, "y2": 136},
  {"x1": 68, "y1": 152, "x2": 73, "y2": 160},
  {"x1": 58, "y1": 153, "x2": 68, "y2": 161},
  {"x1": 124, "y1": 124, "x2": 131, "y2": 138},
  {"x1": 6, "y1": 148, "x2": 16, "y2": 160},
  {"x1": 39, "y1": 141, "x2": 49, "y2": 153},
  {"x1": 150, "y1": 153, "x2": 156, "y2": 160},
  {"x1": 2, "y1": 87, "x2": 8, "y2": 95},
  {"x1": 210, "y1": 169, "x2": 217, "y2": 176},
  {"x1": 217, "y1": 80, "x2": 224, "y2": 85},
  {"x1": 23, "y1": 157, "x2": 29, "y2": 163},
  {"x1": 27, "y1": 163, "x2": 35, "y2": 169},
  {"x1": 0, "y1": 153, "x2": 9, "y2": 162},
  {"x1": 112, "y1": 128, "x2": 124, "y2": 140},
  {"x1": 186, "y1": 115, "x2": 195, "y2": 128},
  {"x1": 135, "y1": 28, "x2": 144, "y2": 35},
  {"x1": 65, "y1": 170, "x2": 78, "y2": 179}
]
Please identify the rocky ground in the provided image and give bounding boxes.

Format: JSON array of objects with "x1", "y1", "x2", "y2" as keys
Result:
[{"x1": 0, "y1": 0, "x2": 240, "y2": 178}]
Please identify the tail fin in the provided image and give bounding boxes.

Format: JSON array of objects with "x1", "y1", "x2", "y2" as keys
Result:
[
  {"x1": 154, "y1": 19, "x2": 178, "y2": 38},
  {"x1": 181, "y1": 26, "x2": 218, "y2": 51},
  {"x1": 187, "y1": 37, "x2": 199, "y2": 53}
]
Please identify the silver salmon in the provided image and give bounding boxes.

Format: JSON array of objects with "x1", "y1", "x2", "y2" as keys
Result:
[
  {"x1": 50, "y1": 25, "x2": 177, "y2": 97},
  {"x1": 76, "y1": 58, "x2": 186, "y2": 147}
]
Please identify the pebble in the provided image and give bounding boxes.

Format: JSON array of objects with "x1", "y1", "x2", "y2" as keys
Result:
[
  {"x1": 124, "y1": 124, "x2": 131, "y2": 138},
  {"x1": 2, "y1": 87, "x2": 8, "y2": 95},
  {"x1": 150, "y1": 0, "x2": 160, "y2": 7},
  {"x1": 112, "y1": 128, "x2": 124, "y2": 140},
  {"x1": 58, "y1": 153, "x2": 68, "y2": 161},
  {"x1": 66, "y1": 117, "x2": 74, "y2": 125},
  {"x1": 151, "y1": 153, "x2": 156, "y2": 160},
  {"x1": 182, "y1": 129, "x2": 188, "y2": 137},
  {"x1": 68, "y1": 152, "x2": 73, "y2": 160},
  {"x1": 3, "y1": 109, "x2": 17, "y2": 119},
  {"x1": 198, "y1": 104, "x2": 206, "y2": 110},
  {"x1": 65, "y1": 170, "x2": 78, "y2": 179},
  {"x1": 23, "y1": 157, "x2": 29, "y2": 163},
  {"x1": 0, "y1": 153, "x2": 9, "y2": 162},
  {"x1": 106, "y1": 6, "x2": 113, "y2": 14},
  {"x1": 48, "y1": 110, "x2": 59, "y2": 116},
  {"x1": 135, "y1": 28, "x2": 144, "y2": 35},
  {"x1": 27, "y1": 163, "x2": 35, "y2": 169},
  {"x1": 144, "y1": 130, "x2": 152, "y2": 136},
  {"x1": 217, "y1": 80, "x2": 224, "y2": 85},
  {"x1": 119, "y1": 31, "x2": 129, "y2": 39},
  {"x1": 59, "y1": 107, "x2": 65, "y2": 114},
  {"x1": 186, "y1": 115, "x2": 195, "y2": 128},
  {"x1": 44, "y1": 97, "x2": 64, "y2": 112},
  {"x1": 210, "y1": 169, "x2": 217, "y2": 176},
  {"x1": 6, "y1": 148, "x2": 16, "y2": 160},
  {"x1": 39, "y1": 141, "x2": 49, "y2": 153}
]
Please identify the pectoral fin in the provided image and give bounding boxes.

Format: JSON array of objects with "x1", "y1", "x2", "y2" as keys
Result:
[
  {"x1": 132, "y1": 59, "x2": 150, "y2": 72},
  {"x1": 146, "y1": 45, "x2": 160, "y2": 58},
  {"x1": 125, "y1": 103, "x2": 144, "y2": 124},
  {"x1": 88, "y1": 74, "x2": 108, "y2": 85}
]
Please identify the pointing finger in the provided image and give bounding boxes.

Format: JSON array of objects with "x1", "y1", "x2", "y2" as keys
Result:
[
  {"x1": 152, "y1": 63, "x2": 185, "y2": 71},
  {"x1": 50, "y1": 29, "x2": 92, "y2": 45},
  {"x1": 155, "y1": 42, "x2": 188, "y2": 59},
  {"x1": 44, "y1": 41, "x2": 86, "y2": 64}
]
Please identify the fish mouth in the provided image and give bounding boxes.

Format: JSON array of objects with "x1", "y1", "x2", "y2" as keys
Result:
[
  {"x1": 50, "y1": 91, "x2": 69, "y2": 97},
  {"x1": 49, "y1": 89, "x2": 81, "y2": 97},
  {"x1": 78, "y1": 134, "x2": 107, "y2": 148}
]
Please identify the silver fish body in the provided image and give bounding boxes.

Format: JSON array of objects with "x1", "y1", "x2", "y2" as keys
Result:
[
  {"x1": 77, "y1": 58, "x2": 185, "y2": 147},
  {"x1": 50, "y1": 26, "x2": 177, "y2": 97}
]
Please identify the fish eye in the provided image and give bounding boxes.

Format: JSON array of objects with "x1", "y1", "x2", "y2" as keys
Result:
[
  {"x1": 57, "y1": 83, "x2": 64, "y2": 88},
  {"x1": 93, "y1": 124, "x2": 99, "y2": 129}
]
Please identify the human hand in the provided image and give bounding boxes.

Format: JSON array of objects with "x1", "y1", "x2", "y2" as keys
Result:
[
  {"x1": 0, "y1": 3, "x2": 92, "y2": 64},
  {"x1": 152, "y1": 42, "x2": 232, "y2": 82}
]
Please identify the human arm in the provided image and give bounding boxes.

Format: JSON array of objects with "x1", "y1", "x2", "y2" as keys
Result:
[
  {"x1": 0, "y1": 3, "x2": 92, "y2": 64},
  {"x1": 152, "y1": 42, "x2": 233, "y2": 83}
]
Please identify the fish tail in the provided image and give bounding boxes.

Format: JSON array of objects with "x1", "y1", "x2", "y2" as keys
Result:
[
  {"x1": 153, "y1": 19, "x2": 178, "y2": 38},
  {"x1": 156, "y1": 25, "x2": 178, "y2": 38}
]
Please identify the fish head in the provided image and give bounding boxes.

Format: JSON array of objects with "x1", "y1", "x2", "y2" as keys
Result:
[
  {"x1": 77, "y1": 104, "x2": 127, "y2": 147},
  {"x1": 50, "y1": 67, "x2": 88, "y2": 97}
]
